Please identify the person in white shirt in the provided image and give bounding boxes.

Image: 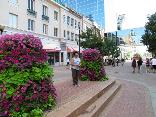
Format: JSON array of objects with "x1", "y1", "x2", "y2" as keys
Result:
[
  {"x1": 70, "y1": 51, "x2": 81, "y2": 86},
  {"x1": 151, "y1": 56, "x2": 156, "y2": 73}
]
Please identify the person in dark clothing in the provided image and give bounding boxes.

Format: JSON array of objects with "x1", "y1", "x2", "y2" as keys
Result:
[
  {"x1": 132, "y1": 58, "x2": 137, "y2": 73},
  {"x1": 137, "y1": 57, "x2": 143, "y2": 73},
  {"x1": 112, "y1": 59, "x2": 115, "y2": 67},
  {"x1": 116, "y1": 58, "x2": 119, "y2": 66},
  {"x1": 146, "y1": 58, "x2": 150, "y2": 73},
  {"x1": 121, "y1": 58, "x2": 125, "y2": 66}
]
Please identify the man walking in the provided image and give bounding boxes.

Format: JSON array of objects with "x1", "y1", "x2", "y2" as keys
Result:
[{"x1": 151, "y1": 56, "x2": 156, "y2": 73}]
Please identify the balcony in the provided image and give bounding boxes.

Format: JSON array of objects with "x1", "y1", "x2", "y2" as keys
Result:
[
  {"x1": 27, "y1": 9, "x2": 37, "y2": 17},
  {"x1": 42, "y1": 15, "x2": 49, "y2": 21}
]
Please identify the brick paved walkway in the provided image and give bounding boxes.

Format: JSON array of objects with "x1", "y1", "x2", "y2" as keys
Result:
[
  {"x1": 99, "y1": 80, "x2": 154, "y2": 117},
  {"x1": 52, "y1": 62, "x2": 155, "y2": 117},
  {"x1": 53, "y1": 79, "x2": 98, "y2": 107},
  {"x1": 105, "y1": 61, "x2": 156, "y2": 117}
]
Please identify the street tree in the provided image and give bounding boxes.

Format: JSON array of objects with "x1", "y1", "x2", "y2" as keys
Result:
[
  {"x1": 142, "y1": 12, "x2": 156, "y2": 56},
  {"x1": 80, "y1": 28, "x2": 104, "y2": 54},
  {"x1": 102, "y1": 38, "x2": 121, "y2": 58},
  {"x1": 80, "y1": 28, "x2": 121, "y2": 58}
]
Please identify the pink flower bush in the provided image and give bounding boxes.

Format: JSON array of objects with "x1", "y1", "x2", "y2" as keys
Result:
[
  {"x1": 0, "y1": 34, "x2": 47, "y2": 72},
  {"x1": 80, "y1": 49, "x2": 108, "y2": 81},
  {"x1": 82, "y1": 49, "x2": 100, "y2": 61}
]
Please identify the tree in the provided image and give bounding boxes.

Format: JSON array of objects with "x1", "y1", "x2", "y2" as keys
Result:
[
  {"x1": 142, "y1": 12, "x2": 156, "y2": 56},
  {"x1": 80, "y1": 28, "x2": 121, "y2": 58},
  {"x1": 80, "y1": 28, "x2": 104, "y2": 55},
  {"x1": 102, "y1": 38, "x2": 121, "y2": 58}
]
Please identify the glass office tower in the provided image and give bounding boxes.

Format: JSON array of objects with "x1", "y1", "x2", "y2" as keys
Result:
[{"x1": 58, "y1": 0, "x2": 105, "y2": 28}]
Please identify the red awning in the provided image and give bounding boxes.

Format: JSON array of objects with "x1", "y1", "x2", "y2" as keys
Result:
[
  {"x1": 44, "y1": 49, "x2": 61, "y2": 52},
  {"x1": 72, "y1": 47, "x2": 83, "y2": 53},
  {"x1": 67, "y1": 46, "x2": 84, "y2": 53},
  {"x1": 43, "y1": 44, "x2": 61, "y2": 52},
  {"x1": 72, "y1": 47, "x2": 78, "y2": 52},
  {"x1": 67, "y1": 47, "x2": 74, "y2": 53}
]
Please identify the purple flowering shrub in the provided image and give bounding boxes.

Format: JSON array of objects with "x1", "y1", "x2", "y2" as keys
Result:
[
  {"x1": 0, "y1": 34, "x2": 47, "y2": 71},
  {"x1": 80, "y1": 49, "x2": 108, "y2": 81},
  {"x1": 0, "y1": 34, "x2": 56, "y2": 116}
]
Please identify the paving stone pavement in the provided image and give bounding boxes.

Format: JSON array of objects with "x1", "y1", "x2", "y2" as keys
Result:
[
  {"x1": 53, "y1": 79, "x2": 98, "y2": 107},
  {"x1": 52, "y1": 62, "x2": 156, "y2": 117},
  {"x1": 99, "y1": 80, "x2": 154, "y2": 117},
  {"x1": 105, "y1": 61, "x2": 156, "y2": 117}
]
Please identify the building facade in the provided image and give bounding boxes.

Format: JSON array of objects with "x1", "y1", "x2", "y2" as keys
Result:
[
  {"x1": 0, "y1": 0, "x2": 95, "y2": 66},
  {"x1": 119, "y1": 44, "x2": 152, "y2": 60}
]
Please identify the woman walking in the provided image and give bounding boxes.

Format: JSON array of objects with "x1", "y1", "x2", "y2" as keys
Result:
[
  {"x1": 132, "y1": 57, "x2": 137, "y2": 73},
  {"x1": 137, "y1": 57, "x2": 143, "y2": 73},
  {"x1": 146, "y1": 58, "x2": 150, "y2": 73},
  {"x1": 70, "y1": 51, "x2": 81, "y2": 86}
]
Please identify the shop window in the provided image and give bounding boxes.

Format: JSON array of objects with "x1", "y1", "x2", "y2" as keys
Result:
[{"x1": 48, "y1": 53, "x2": 54, "y2": 65}]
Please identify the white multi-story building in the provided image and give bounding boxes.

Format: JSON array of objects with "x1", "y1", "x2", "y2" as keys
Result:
[
  {"x1": 118, "y1": 44, "x2": 152, "y2": 60},
  {"x1": 0, "y1": 0, "x2": 97, "y2": 66},
  {"x1": 82, "y1": 16, "x2": 94, "y2": 31}
]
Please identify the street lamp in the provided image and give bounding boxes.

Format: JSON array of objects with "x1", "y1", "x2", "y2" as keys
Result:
[
  {"x1": 116, "y1": 14, "x2": 125, "y2": 46},
  {"x1": 78, "y1": 25, "x2": 81, "y2": 57}
]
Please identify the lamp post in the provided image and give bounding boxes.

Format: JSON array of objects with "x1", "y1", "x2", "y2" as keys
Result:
[
  {"x1": 78, "y1": 25, "x2": 81, "y2": 57},
  {"x1": 116, "y1": 14, "x2": 125, "y2": 46},
  {"x1": 115, "y1": 31, "x2": 118, "y2": 46}
]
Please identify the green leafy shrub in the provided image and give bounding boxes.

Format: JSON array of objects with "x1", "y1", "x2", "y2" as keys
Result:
[{"x1": 0, "y1": 34, "x2": 56, "y2": 117}]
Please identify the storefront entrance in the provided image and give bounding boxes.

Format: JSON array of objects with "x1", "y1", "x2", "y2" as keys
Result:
[
  {"x1": 48, "y1": 53, "x2": 55, "y2": 65},
  {"x1": 47, "y1": 52, "x2": 60, "y2": 65}
]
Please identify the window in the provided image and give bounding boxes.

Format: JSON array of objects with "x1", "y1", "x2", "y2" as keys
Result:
[
  {"x1": 10, "y1": 0, "x2": 18, "y2": 4},
  {"x1": 67, "y1": 16, "x2": 70, "y2": 25},
  {"x1": 75, "y1": 34, "x2": 78, "y2": 41},
  {"x1": 43, "y1": 5, "x2": 48, "y2": 16},
  {"x1": 71, "y1": 33, "x2": 74, "y2": 41},
  {"x1": 64, "y1": 30, "x2": 66, "y2": 38},
  {"x1": 78, "y1": 22, "x2": 80, "y2": 29},
  {"x1": 75, "y1": 20, "x2": 77, "y2": 28},
  {"x1": 43, "y1": 24, "x2": 48, "y2": 34},
  {"x1": 9, "y1": 13, "x2": 18, "y2": 28},
  {"x1": 54, "y1": 28, "x2": 58, "y2": 37},
  {"x1": 63, "y1": 15, "x2": 66, "y2": 23},
  {"x1": 67, "y1": 31, "x2": 70, "y2": 40},
  {"x1": 71, "y1": 18, "x2": 74, "y2": 27},
  {"x1": 28, "y1": 0, "x2": 35, "y2": 10},
  {"x1": 54, "y1": 11, "x2": 58, "y2": 21},
  {"x1": 28, "y1": 19, "x2": 35, "y2": 31}
]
